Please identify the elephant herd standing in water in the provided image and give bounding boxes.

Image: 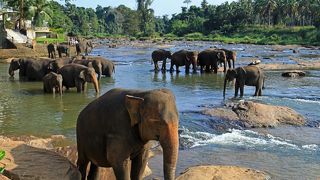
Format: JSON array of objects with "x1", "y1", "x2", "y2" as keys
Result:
[
  {"x1": 7, "y1": 41, "x2": 266, "y2": 180},
  {"x1": 152, "y1": 48, "x2": 265, "y2": 98}
]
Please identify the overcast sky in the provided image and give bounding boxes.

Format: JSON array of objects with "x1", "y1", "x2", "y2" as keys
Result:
[{"x1": 59, "y1": 0, "x2": 231, "y2": 16}]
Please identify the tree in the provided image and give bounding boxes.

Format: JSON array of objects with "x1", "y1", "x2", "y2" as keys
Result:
[
  {"x1": 28, "y1": 0, "x2": 52, "y2": 27},
  {"x1": 183, "y1": 0, "x2": 192, "y2": 8},
  {"x1": 136, "y1": 0, "x2": 155, "y2": 35}
]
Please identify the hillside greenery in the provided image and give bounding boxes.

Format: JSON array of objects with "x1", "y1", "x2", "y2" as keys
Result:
[{"x1": 3, "y1": 0, "x2": 320, "y2": 45}]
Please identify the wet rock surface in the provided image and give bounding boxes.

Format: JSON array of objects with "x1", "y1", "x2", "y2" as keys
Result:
[
  {"x1": 202, "y1": 101, "x2": 305, "y2": 128},
  {"x1": 176, "y1": 165, "x2": 270, "y2": 180},
  {"x1": 281, "y1": 70, "x2": 306, "y2": 77}
]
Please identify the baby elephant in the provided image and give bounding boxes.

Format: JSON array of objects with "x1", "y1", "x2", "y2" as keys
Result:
[
  {"x1": 223, "y1": 66, "x2": 265, "y2": 98},
  {"x1": 43, "y1": 72, "x2": 63, "y2": 95}
]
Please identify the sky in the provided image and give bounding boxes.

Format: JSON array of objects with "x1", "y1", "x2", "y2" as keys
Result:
[{"x1": 60, "y1": 0, "x2": 231, "y2": 16}]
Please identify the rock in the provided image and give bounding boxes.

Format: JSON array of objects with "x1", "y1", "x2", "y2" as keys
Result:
[
  {"x1": 248, "y1": 59, "x2": 261, "y2": 66},
  {"x1": 202, "y1": 101, "x2": 305, "y2": 128},
  {"x1": 202, "y1": 108, "x2": 239, "y2": 121},
  {"x1": 0, "y1": 137, "x2": 81, "y2": 180},
  {"x1": 281, "y1": 70, "x2": 306, "y2": 77},
  {"x1": 176, "y1": 165, "x2": 269, "y2": 180}
]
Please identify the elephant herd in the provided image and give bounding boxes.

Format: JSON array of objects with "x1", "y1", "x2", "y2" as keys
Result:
[
  {"x1": 152, "y1": 48, "x2": 265, "y2": 98},
  {"x1": 47, "y1": 39, "x2": 94, "y2": 59},
  {"x1": 8, "y1": 56, "x2": 115, "y2": 95}
]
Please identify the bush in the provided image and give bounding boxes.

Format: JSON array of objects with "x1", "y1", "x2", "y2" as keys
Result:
[{"x1": 184, "y1": 32, "x2": 204, "y2": 39}]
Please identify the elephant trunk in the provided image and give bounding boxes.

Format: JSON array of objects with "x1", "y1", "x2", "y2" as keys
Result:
[
  {"x1": 160, "y1": 124, "x2": 179, "y2": 180},
  {"x1": 92, "y1": 75, "x2": 99, "y2": 93},
  {"x1": 58, "y1": 80, "x2": 63, "y2": 96},
  {"x1": 223, "y1": 77, "x2": 227, "y2": 98},
  {"x1": 8, "y1": 66, "x2": 14, "y2": 76}
]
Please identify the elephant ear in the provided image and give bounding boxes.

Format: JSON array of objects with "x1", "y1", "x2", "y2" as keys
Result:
[
  {"x1": 125, "y1": 95, "x2": 144, "y2": 127},
  {"x1": 79, "y1": 70, "x2": 85, "y2": 80}
]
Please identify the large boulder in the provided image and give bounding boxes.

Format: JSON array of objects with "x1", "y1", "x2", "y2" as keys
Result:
[
  {"x1": 202, "y1": 101, "x2": 305, "y2": 128},
  {"x1": 176, "y1": 165, "x2": 269, "y2": 180},
  {"x1": 0, "y1": 136, "x2": 80, "y2": 180}
]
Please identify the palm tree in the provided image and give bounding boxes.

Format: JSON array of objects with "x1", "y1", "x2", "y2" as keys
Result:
[
  {"x1": 183, "y1": 0, "x2": 192, "y2": 8},
  {"x1": 28, "y1": 0, "x2": 52, "y2": 27}
]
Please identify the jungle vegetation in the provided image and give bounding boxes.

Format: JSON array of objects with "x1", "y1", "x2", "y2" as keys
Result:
[{"x1": 2, "y1": 0, "x2": 320, "y2": 45}]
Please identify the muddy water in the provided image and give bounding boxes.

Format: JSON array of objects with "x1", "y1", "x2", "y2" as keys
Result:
[{"x1": 0, "y1": 41, "x2": 319, "y2": 179}]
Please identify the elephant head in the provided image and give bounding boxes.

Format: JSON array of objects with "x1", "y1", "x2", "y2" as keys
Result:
[
  {"x1": 54, "y1": 74, "x2": 63, "y2": 96},
  {"x1": 79, "y1": 67, "x2": 99, "y2": 93},
  {"x1": 8, "y1": 59, "x2": 21, "y2": 76},
  {"x1": 223, "y1": 68, "x2": 238, "y2": 97},
  {"x1": 165, "y1": 50, "x2": 172, "y2": 59},
  {"x1": 125, "y1": 90, "x2": 179, "y2": 180},
  {"x1": 185, "y1": 51, "x2": 198, "y2": 72}
]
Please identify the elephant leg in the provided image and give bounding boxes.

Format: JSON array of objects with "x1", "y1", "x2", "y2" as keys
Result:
[
  {"x1": 87, "y1": 163, "x2": 99, "y2": 180},
  {"x1": 76, "y1": 81, "x2": 82, "y2": 93},
  {"x1": 130, "y1": 148, "x2": 150, "y2": 180},
  {"x1": 240, "y1": 85, "x2": 244, "y2": 97},
  {"x1": 113, "y1": 159, "x2": 131, "y2": 180},
  {"x1": 176, "y1": 65, "x2": 180, "y2": 73},
  {"x1": 154, "y1": 61, "x2": 158, "y2": 71},
  {"x1": 77, "y1": 157, "x2": 89, "y2": 180},
  {"x1": 185, "y1": 65, "x2": 190, "y2": 74},
  {"x1": 228, "y1": 59, "x2": 232, "y2": 69},
  {"x1": 223, "y1": 62, "x2": 227, "y2": 72},
  {"x1": 82, "y1": 82, "x2": 86, "y2": 92},
  {"x1": 170, "y1": 64, "x2": 174, "y2": 73},
  {"x1": 161, "y1": 59, "x2": 166, "y2": 71},
  {"x1": 213, "y1": 61, "x2": 218, "y2": 74},
  {"x1": 234, "y1": 81, "x2": 239, "y2": 97}
]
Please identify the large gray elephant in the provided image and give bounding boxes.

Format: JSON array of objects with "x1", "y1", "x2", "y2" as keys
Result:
[
  {"x1": 219, "y1": 48, "x2": 236, "y2": 69},
  {"x1": 76, "y1": 88, "x2": 179, "y2": 180},
  {"x1": 57, "y1": 44, "x2": 69, "y2": 58},
  {"x1": 197, "y1": 49, "x2": 227, "y2": 73},
  {"x1": 75, "y1": 56, "x2": 115, "y2": 79},
  {"x1": 58, "y1": 64, "x2": 99, "y2": 93},
  {"x1": 9, "y1": 58, "x2": 52, "y2": 81},
  {"x1": 223, "y1": 66, "x2": 265, "y2": 98},
  {"x1": 47, "y1": 57, "x2": 72, "y2": 73},
  {"x1": 43, "y1": 72, "x2": 63, "y2": 95},
  {"x1": 152, "y1": 49, "x2": 171, "y2": 71},
  {"x1": 170, "y1": 50, "x2": 198, "y2": 73}
]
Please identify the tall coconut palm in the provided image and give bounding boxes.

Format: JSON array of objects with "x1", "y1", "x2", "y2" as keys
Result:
[{"x1": 28, "y1": 0, "x2": 52, "y2": 27}]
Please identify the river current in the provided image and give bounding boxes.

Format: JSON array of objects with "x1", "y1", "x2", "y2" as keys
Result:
[{"x1": 0, "y1": 41, "x2": 319, "y2": 179}]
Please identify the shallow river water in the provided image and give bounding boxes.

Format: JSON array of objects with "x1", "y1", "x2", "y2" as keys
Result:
[{"x1": 0, "y1": 41, "x2": 319, "y2": 179}]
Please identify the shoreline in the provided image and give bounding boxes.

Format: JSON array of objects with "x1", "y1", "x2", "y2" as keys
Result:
[{"x1": 1, "y1": 41, "x2": 320, "y2": 71}]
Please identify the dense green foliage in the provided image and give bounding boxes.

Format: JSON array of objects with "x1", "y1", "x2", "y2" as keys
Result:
[{"x1": 2, "y1": 0, "x2": 320, "y2": 45}]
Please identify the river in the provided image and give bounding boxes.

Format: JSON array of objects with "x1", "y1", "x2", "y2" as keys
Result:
[{"x1": 0, "y1": 41, "x2": 319, "y2": 179}]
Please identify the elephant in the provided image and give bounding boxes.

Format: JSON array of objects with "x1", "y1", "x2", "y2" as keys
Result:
[
  {"x1": 197, "y1": 49, "x2": 227, "y2": 73},
  {"x1": 151, "y1": 49, "x2": 171, "y2": 71},
  {"x1": 77, "y1": 38, "x2": 93, "y2": 56},
  {"x1": 57, "y1": 44, "x2": 69, "y2": 58},
  {"x1": 58, "y1": 64, "x2": 99, "y2": 93},
  {"x1": 170, "y1": 50, "x2": 198, "y2": 73},
  {"x1": 76, "y1": 88, "x2": 179, "y2": 180},
  {"x1": 219, "y1": 48, "x2": 236, "y2": 69},
  {"x1": 43, "y1": 72, "x2": 63, "y2": 95},
  {"x1": 47, "y1": 58, "x2": 71, "y2": 73},
  {"x1": 223, "y1": 66, "x2": 265, "y2": 98},
  {"x1": 9, "y1": 58, "x2": 53, "y2": 81},
  {"x1": 47, "y1": 43, "x2": 56, "y2": 59},
  {"x1": 84, "y1": 56, "x2": 115, "y2": 79}
]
